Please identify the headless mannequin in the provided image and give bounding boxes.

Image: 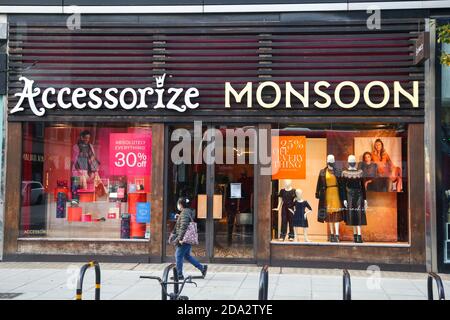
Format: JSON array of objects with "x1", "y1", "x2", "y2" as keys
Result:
[
  {"x1": 326, "y1": 155, "x2": 341, "y2": 240},
  {"x1": 273, "y1": 179, "x2": 294, "y2": 241},
  {"x1": 290, "y1": 189, "x2": 312, "y2": 242},
  {"x1": 343, "y1": 155, "x2": 368, "y2": 239}
]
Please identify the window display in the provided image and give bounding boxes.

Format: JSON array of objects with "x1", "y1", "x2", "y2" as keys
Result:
[
  {"x1": 20, "y1": 123, "x2": 152, "y2": 240},
  {"x1": 271, "y1": 123, "x2": 408, "y2": 245}
]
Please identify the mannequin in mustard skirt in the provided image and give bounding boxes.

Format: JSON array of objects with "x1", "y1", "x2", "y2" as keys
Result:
[{"x1": 315, "y1": 154, "x2": 345, "y2": 242}]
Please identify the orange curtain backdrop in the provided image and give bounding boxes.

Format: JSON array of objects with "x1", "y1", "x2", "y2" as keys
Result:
[{"x1": 272, "y1": 136, "x2": 306, "y2": 180}]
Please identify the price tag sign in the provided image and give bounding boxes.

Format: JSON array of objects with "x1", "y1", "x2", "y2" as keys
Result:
[{"x1": 110, "y1": 133, "x2": 152, "y2": 176}]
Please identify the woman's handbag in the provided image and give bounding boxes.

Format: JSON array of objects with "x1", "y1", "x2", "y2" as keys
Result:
[{"x1": 182, "y1": 215, "x2": 199, "y2": 245}]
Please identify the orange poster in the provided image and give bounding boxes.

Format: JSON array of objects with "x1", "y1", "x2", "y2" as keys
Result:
[{"x1": 272, "y1": 136, "x2": 306, "y2": 180}]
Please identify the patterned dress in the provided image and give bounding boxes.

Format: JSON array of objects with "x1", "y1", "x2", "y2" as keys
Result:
[{"x1": 342, "y1": 169, "x2": 367, "y2": 226}]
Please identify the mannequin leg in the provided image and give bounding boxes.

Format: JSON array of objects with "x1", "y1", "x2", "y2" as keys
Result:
[
  {"x1": 334, "y1": 222, "x2": 340, "y2": 242},
  {"x1": 287, "y1": 211, "x2": 295, "y2": 240},
  {"x1": 329, "y1": 222, "x2": 335, "y2": 234},
  {"x1": 356, "y1": 226, "x2": 363, "y2": 243},
  {"x1": 304, "y1": 228, "x2": 310, "y2": 242},
  {"x1": 334, "y1": 222, "x2": 340, "y2": 236},
  {"x1": 328, "y1": 222, "x2": 335, "y2": 242},
  {"x1": 279, "y1": 207, "x2": 287, "y2": 240}
]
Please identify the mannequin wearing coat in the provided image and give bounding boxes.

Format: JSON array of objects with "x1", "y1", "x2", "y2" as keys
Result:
[{"x1": 315, "y1": 155, "x2": 345, "y2": 242}]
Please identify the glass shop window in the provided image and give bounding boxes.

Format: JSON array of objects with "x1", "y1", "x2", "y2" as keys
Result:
[
  {"x1": 19, "y1": 122, "x2": 152, "y2": 240},
  {"x1": 270, "y1": 123, "x2": 409, "y2": 245}
]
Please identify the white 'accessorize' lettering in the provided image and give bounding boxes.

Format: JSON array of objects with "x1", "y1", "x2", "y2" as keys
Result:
[{"x1": 10, "y1": 74, "x2": 201, "y2": 116}]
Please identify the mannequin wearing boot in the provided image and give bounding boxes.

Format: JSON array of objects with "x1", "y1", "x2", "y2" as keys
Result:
[
  {"x1": 315, "y1": 155, "x2": 345, "y2": 243},
  {"x1": 342, "y1": 155, "x2": 368, "y2": 243}
]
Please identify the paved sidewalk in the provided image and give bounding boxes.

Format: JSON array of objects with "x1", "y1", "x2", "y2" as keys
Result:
[{"x1": 0, "y1": 262, "x2": 447, "y2": 300}]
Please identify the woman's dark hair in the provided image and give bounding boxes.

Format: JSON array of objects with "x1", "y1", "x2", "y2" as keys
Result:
[
  {"x1": 373, "y1": 138, "x2": 386, "y2": 156},
  {"x1": 362, "y1": 151, "x2": 372, "y2": 162},
  {"x1": 177, "y1": 196, "x2": 191, "y2": 209},
  {"x1": 80, "y1": 130, "x2": 91, "y2": 138}
]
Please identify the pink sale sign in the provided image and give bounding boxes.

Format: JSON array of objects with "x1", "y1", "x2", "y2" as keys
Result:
[{"x1": 109, "y1": 133, "x2": 152, "y2": 176}]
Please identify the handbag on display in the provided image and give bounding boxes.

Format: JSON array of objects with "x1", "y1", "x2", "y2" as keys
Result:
[{"x1": 182, "y1": 215, "x2": 199, "y2": 245}]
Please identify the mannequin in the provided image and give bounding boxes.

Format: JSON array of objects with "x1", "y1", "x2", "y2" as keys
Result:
[
  {"x1": 315, "y1": 154, "x2": 345, "y2": 242},
  {"x1": 291, "y1": 189, "x2": 312, "y2": 242},
  {"x1": 342, "y1": 155, "x2": 368, "y2": 243},
  {"x1": 273, "y1": 179, "x2": 296, "y2": 241}
]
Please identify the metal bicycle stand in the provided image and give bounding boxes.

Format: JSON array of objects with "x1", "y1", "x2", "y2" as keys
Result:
[
  {"x1": 140, "y1": 263, "x2": 200, "y2": 300},
  {"x1": 76, "y1": 261, "x2": 101, "y2": 300},
  {"x1": 427, "y1": 272, "x2": 446, "y2": 300},
  {"x1": 258, "y1": 265, "x2": 269, "y2": 300},
  {"x1": 343, "y1": 269, "x2": 351, "y2": 300},
  {"x1": 161, "y1": 263, "x2": 179, "y2": 300}
]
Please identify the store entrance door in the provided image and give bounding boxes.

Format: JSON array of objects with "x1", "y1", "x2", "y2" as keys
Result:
[
  {"x1": 209, "y1": 125, "x2": 255, "y2": 261},
  {"x1": 164, "y1": 124, "x2": 256, "y2": 263}
]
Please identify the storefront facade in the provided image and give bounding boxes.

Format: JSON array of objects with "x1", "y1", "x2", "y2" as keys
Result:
[{"x1": 1, "y1": 8, "x2": 440, "y2": 271}]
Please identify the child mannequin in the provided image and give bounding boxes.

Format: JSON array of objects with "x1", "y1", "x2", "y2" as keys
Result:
[{"x1": 290, "y1": 189, "x2": 312, "y2": 242}]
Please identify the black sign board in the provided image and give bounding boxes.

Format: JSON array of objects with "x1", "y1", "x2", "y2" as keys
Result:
[{"x1": 414, "y1": 32, "x2": 430, "y2": 65}]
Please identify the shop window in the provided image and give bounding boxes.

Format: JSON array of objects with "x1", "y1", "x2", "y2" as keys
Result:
[
  {"x1": 19, "y1": 123, "x2": 152, "y2": 240},
  {"x1": 440, "y1": 43, "x2": 450, "y2": 263},
  {"x1": 270, "y1": 123, "x2": 409, "y2": 245}
]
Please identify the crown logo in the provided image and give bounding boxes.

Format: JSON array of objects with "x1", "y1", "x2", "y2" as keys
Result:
[{"x1": 155, "y1": 73, "x2": 166, "y2": 88}]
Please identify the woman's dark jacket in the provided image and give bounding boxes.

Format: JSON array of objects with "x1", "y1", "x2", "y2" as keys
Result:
[
  {"x1": 315, "y1": 167, "x2": 346, "y2": 222},
  {"x1": 174, "y1": 208, "x2": 194, "y2": 243}
]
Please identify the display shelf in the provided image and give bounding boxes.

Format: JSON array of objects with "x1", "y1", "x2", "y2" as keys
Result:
[
  {"x1": 270, "y1": 240, "x2": 410, "y2": 247},
  {"x1": 46, "y1": 193, "x2": 128, "y2": 239}
]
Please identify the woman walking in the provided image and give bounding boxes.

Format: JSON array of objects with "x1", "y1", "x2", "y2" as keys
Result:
[{"x1": 173, "y1": 197, "x2": 208, "y2": 280}]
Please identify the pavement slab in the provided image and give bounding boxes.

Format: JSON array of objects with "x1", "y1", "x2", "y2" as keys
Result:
[{"x1": 0, "y1": 262, "x2": 447, "y2": 300}]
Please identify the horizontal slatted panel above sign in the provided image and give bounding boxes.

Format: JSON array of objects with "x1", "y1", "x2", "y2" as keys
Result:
[{"x1": 8, "y1": 20, "x2": 425, "y2": 122}]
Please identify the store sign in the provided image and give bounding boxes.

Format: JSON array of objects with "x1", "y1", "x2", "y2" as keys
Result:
[
  {"x1": 109, "y1": 133, "x2": 151, "y2": 176},
  {"x1": 23, "y1": 153, "x2": 44, "y2": 162},
  {"x1": 413, "y1": 32, "x2": 430, "y2": 65},
  {"x1": 10, "y1": 74, "x2": 200, "y2": 116},
  {"x1": 225, "y1": 80, "x2": 419, "y2": 109},
  {"x1": 271, "y1": 136, "x2": 306, "y2": 180},
  {"x1": 10, "y1": 74, "x2": 421, "y2": 116}
]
